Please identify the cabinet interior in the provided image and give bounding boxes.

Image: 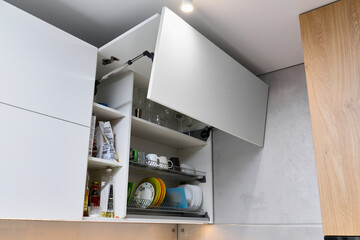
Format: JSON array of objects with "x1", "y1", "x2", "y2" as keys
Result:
[
  {"x1": 86, "y1": 13, "x2": 213, "y2": 223},
  {"x1": 90, "y1": 70, "x2": 213, "y2": 223}
]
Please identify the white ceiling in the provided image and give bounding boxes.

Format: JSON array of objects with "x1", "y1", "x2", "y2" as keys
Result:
[{"x1": 5, "y1": 0, "x2": 336, "y2": 75}]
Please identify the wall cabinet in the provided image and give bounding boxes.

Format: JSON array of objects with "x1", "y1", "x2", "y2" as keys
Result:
[
  {"x1": 0, "y1": 103, "x2": 90, "y2": 220},
  {"x1": 96, "y1": 8, "x2": 269, "y2": 147},
  {"x1": 0, "y1": 1, "x2": 268, "y2": 224},
  {"x1": 0, "y1": 1, "x2": 96, "y2": 221},
  {"x1": 300, "y1": 0, "x2": 360, "y2": 236},
  {"x1": 0, "y1": 1, "x2": 97, "y2": 127}
]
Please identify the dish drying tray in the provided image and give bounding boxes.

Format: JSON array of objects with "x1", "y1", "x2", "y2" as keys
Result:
[
  {"x1": 127, "y1": 198, "x2": 208, "y2": 218},
  {"x1": 129, "y1": 159, "x2": 207, "y2": 183}
]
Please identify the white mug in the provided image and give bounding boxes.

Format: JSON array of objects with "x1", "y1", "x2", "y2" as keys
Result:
[
  {"x1": 159, "y1": 156, "x2": 168, "y2": 169},
  {"x1": 146, "y1": 154, "x2": 160, "y2": 167},
  {"x1": 159, "y1": 156, "x2": 174, "y2": 169}
]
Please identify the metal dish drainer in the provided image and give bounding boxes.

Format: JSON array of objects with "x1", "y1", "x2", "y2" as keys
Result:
[
  {"x1": 129, "y1": 159, "x2": 207, "y2": 183},
  {"x1": 127, "y1": 198, "x2": 207, "y2": 218}
]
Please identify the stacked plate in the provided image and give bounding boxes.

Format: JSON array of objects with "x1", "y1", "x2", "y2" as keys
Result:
[
  {"x1": 177, "y1": 184, "x2": 202, "y2": 211},
  {"x1": 133, "y1": 182, "x2": 154, "y2": 208},
  {"x1": 134, "y1": 177, "x2": 166, "y2": 208}
]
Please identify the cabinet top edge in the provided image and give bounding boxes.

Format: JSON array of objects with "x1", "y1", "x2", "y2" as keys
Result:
[{"x1": 98, "y1": 13, "x2": 161, "y2": 52}]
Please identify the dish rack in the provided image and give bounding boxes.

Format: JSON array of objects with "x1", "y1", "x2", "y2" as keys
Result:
[
  {"x1": 129, "y1": 159, "x2": 207, "y2": 183},
  {"x1": 127, "y1": 198, "x2": 207, "y2": 218}
]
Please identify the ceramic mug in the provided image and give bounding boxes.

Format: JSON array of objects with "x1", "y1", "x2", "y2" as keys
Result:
[
  {"x1": 158, "y1": 156, "x2": 174, "y2": 169},
  {"x1": 146, "y1": 153, "x2": 160, "y2": 167},
  {"x1": 170, "y1": 157, "x2": 180, "y2": 171},
  {"x1": 167, "y1": 160, "x2": 174, "y2": 169},
  {"x1": 158, "y1": 156, "x2": 168, "y2": 169}
]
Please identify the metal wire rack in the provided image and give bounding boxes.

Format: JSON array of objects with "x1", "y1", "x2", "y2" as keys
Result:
[
  {"x1": 127, "y1": 198, "x2": 206, "y2": 217},
  {"x1": 129, "y1": 159, "x2": 207, "y2": 183}
]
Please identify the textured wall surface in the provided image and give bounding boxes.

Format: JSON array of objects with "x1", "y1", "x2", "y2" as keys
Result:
[
  {"x1": 179, "y1": 64, "x2": 323, "y2": 239},
  {"x1": 0, "y1": 220, "x2": 177, "y2": 240}
]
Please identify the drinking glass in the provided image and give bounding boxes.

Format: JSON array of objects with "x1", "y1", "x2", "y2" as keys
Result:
[
  {"x1": 184, "y1": 116, "x2": 194, "y2": 136},
  {"x1": 175, "y1": 112, "x2": 185, "y2": 132},
  {"x1": 145, "y1": 100, "x2": 154, "y2": 122},
  {"x1": 163, "y1": 109, "x2": 171, "y2": 128},
  {"x1": 155, "y1": 114, "x2": 162, "y2": 125}
]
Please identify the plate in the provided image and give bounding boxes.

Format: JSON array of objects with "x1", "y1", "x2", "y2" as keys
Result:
[
  {"x1": 191, "y1": 185, "x2": 202, "y2": 210},
  {"x1": 155, "y1": 177, "x2": 166, "y2": 206},
  {"x1": 134, "y1": 182, "x2": 154, "y2": 208},
  {"x1": 138, "y1": 177, "x2": 161, "y2": 206},
  {"x1": 189, "y1": 185, "x2": 199, "y2": 210},
  {"x1": 152, "y1": 177, "x2": 162, "y2": 206},
  {"x1": 177, "y1": 184, "x2": 202, "y2": 210},
  {"x1": 127, "y1": 182, "x2": 135, "y2": 203},
  {"x1": 163, "y1": 188, "x2": 188, "y2": 209},
  {"x1": 177, "y1": 184, "x2": 194, "y2": 209}
]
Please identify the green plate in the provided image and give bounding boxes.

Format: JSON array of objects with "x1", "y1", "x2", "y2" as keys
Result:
[{"x1": 127, "y1": 182, "x2": 135, "y2": 203}]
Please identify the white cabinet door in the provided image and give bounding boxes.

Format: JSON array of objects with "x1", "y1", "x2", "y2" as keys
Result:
[
  {"x1": 0, "y1": 103, "x2": 89, "y2": 220},
  {"x1": 148, "y1": 7, "x2": 269, "y2": 147},
  {"x1": 0, "y1": 2, "x2": 97, "y2": 127}
]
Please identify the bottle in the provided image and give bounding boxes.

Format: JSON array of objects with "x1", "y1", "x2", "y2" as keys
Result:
[
  {"x1": 89, "y1": 181, "x2": 100, "y2": 217},
  {"x1": 100, "y1": 167, "x2": 114, "y2": 217},
  {"x1": 106, "y1": 184, "x2": 114, "y2": 218}
]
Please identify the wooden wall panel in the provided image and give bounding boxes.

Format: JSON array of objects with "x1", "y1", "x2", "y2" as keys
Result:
[
  {"x1": 0, "y1": 220, "x2": 177, "y2": 240},
  {"x1": 300, "y1": 0, "x2": 360, "y2": 236}
]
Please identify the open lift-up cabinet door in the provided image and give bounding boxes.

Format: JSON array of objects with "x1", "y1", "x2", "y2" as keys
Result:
[{"x1": 148, "y1": 8, "x2": 269, "y2": 147}]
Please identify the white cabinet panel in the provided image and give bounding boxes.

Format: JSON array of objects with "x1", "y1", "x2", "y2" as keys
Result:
[
  {"x1": 0, "y1": 2, "x2": 97, "y2": 127},
  {"x1": 0, "y1": 103, "x2": 89, "y2": 220},
  {"x1": 149, "y1": 7, "x2": 269, "y2": 146}
]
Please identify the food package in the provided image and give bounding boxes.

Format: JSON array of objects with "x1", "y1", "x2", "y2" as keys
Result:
[{"x1": 95, "y1": 121, "x2": 118, "y2": 161}]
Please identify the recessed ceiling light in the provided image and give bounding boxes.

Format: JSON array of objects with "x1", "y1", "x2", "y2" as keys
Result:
[{"x1": 181, "y1": 0, "x2": 194, "y2": 13}]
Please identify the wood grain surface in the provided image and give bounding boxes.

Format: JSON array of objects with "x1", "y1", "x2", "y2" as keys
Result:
[{"x1": 300, "y1": 0, "x2": 360, "y2": 236}]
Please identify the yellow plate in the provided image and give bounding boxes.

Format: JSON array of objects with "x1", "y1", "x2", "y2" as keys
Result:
[
  {"x1": 153, "y1": 178, "x2": 163, "y2": 206},
  {"x1": 138, "y1": 177, "x2": 161, "y2": 207},
  {"x1": 156, "y1": 178, "x2": 166, "y2": 206}
]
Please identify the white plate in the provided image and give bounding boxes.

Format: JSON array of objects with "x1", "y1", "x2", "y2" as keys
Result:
[
  {"x1": 134, "y1": 182, "x2": 155, "y2": 209},
  {"x1": 189, "y1": 185, "x2": 199, "y2": 210},
  {"x1": 178, "y1": 184, "x2": 202, "y2": 210},
  {"x1": 177, "y1": 185, "x2": 193, "y2": 209},
  {"x1": 188, "y1": 185, "x2": 202, "y2": 210},
  {"x1": 196, "y1": 186, "x2": 202, "y2": 209}
]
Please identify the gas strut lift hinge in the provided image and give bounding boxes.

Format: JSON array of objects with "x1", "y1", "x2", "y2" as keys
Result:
[
  {"x1": 95, "y1": 50, "x2": 154, "y2": 95},
  {"x1": 102, "y1": 56, "x2": 119, "y2": 65}
]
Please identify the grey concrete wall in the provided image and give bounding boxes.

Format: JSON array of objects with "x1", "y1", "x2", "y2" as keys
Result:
[
  {"x1": 179, "y1": 224, "x2": 323, "y2": 240},
  {"x1": 179, "y1": 64, "x2": 323, "y2": 239}
]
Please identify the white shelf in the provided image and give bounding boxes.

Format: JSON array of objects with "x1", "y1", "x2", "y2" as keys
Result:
[
  {"x1": 87, "y1": 157, "x2": 122, "y2": 170},
  {"x1": 82, "y1": 216, "x2": 209, "y2": 224},
  {"x1": 131, "y1": 116, "x2": 206, "y2": 148},
  {"x1": 92, "y1": 102, "x2": 125, "y2": 121}
]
